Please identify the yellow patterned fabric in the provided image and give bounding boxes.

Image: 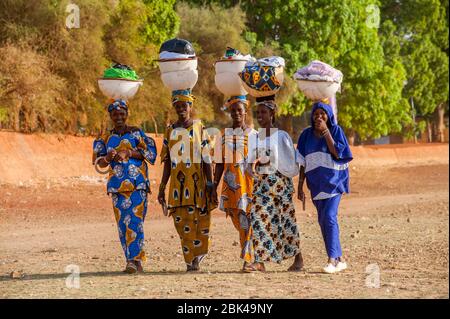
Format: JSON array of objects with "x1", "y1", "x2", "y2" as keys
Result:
[
  {"x1": 160, "y1": 120, "x2": 216, "y2": 211},
  {"x1": 216, "y1": 128, "x2": 256, "y2": 263},
  {"x1": 171, "y1": 206, "x2": 211, "y2": 266},
  {"x1": 227, "y1": 208, "x2": 254, "y2": 263},
  {"x1": 218, "y1": 128, "x2": 256, "y2": 214}
]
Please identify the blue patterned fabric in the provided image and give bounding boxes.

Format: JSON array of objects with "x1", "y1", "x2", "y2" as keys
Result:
[
  {"x1": 239, "y1": 64, "x2": 281, "y2": 93},
  {"x1": 93, "y1": 128, "x2": 157, "y2": 194},
  {"x1": 108, "y1": 99, "x2": 128, "y2": 113},
  {"x1": 112, "y1": 190, "x2": 148, "y2": 261}
]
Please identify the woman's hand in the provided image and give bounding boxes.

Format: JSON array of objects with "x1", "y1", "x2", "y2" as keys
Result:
[
  {"x1": 211, "y1": 184, "x2": 219, "y2": 205},
  {"x1": 115, "y1": 150, "x2": 130, "y2": 162},
  {"x1": 297, "y1": 186, "x2": 305, "y2": 202},
  {"x1": 315, "y1": 118, "x2": 328, "y2": 133},
  {"x1": 106, "y1": 149, "x2": 117, "y2": 163},
  {"x1": 158, "y1": 187, "x2": 166, "y2": 206}
]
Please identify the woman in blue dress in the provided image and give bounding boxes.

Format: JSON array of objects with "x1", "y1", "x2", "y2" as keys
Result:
[
  {"x1": 92, "y1": 99, "x2": 157, "y2": 274},
  {"x1": 296, "y1": 101, "x2": 353, "y2": 274}
]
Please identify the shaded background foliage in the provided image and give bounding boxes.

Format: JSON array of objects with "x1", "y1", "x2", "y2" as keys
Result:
[{"x1": 0, "y1": 0, "x2": 447, "y2": 143}]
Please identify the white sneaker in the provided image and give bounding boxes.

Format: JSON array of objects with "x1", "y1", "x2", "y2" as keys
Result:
[
  {"x1": 335, "y1": 261, "x2": 347, "y2": 272},
  {"x1": 322, "y1": 263, "x2": 337, "y2": 274}
]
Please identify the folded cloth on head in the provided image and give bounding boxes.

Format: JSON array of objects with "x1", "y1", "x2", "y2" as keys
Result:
[
  {"x1": 294, "y1": 60, "x2": 343, "y2": 83},
  {"x1": 103, "y1": 63, "x2": 139, "y2": 80},
  {"x1": 222, "y1": 95, "x2": 249, "y2": 111},
  {"x1": 159, "y1": 51, "x2": 196, "y2": 60},
  {"x1": 172, "y1": 89, "x2": 195, "y2": 105},
  {"x1": 221, "y1": 47, "x2": 254, "y2": 61},
  {"x1": 250, "y1": 56, "x2": 285, "y2": 68}
]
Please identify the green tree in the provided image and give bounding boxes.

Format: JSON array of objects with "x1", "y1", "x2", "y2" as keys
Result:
[
  {"x1": 185, "y1": 0, "x2": 412, "y2": 142},
  {"x1": 104, "y1": 0, "x2": 180, "y2": 134},
  {"x1": 176, "y1": 2, "x2": 252, "y2": 127},
  {"x1": 381, "y1": 0, "x2": 449, "y2": 142}
]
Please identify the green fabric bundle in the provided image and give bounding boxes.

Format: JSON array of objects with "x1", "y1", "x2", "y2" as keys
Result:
[{"x1": 103, "y1": 64, "x2": 139, "y2": 80}]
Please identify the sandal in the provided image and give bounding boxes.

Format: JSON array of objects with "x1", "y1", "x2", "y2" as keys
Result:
[
  {"x1": 124, "y1": 261, "x2": 138, "y2": 274},
  {"x1": 242, "y1": 263, "x2": 265, "y2": 273}
]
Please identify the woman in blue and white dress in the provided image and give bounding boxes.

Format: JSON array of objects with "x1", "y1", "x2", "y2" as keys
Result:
[{"x1": 296, "y1": 101, "x2": 353, "y2": 274}]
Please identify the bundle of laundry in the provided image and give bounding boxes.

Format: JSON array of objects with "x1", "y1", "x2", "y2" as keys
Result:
[
  {"x1": 238, "y1": 56, "x2": 285, "y2": 98},
  {"x1": 215, "y1": 47, "x2": 254, "y2": 97},
  {"x1": 158, "y1": 38, "x2": 198, "y2": 91},
  {"x1": 293, "y1": 60, "x2": 343, "y2": 101},
  {"x1": 98, "y1": 63, "x2": 143, "y2": 100}
]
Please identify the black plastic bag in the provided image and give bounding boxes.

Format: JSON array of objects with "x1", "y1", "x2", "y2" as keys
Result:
[{"x1": 159, "y1": 38, "x2": 195, "y2": 55}]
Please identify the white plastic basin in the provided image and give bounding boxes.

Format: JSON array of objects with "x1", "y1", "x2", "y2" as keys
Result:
[
  {"x1": 215, "y1": 72, "x2": 248, "y2": 96},
  {"x1": 215, "y1": 59, "x2": 248, "y2": 74},
  {"x1": 158, "y1": 58, "x2": 197, "y2": 73},
  {"x1": 98, "y1": 78, "x2": 143, "y2": 100},
  {"x1": 296, "y1": 80, "x2": 340, "y2": 100},
  {"x1": 160, "y1": 69, "x2": 198, "y2": 90}
]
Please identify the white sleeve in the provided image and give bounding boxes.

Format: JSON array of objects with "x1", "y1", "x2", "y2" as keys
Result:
[
  {"x1": 277, "y1": 131, "x2": 299, "y2": 177},
  {"x1": 296, "y1": 149, "x2": 305, "y2": 167}
]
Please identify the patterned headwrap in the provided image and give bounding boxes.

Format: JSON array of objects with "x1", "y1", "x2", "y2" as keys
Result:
[
  {"x1": 222, "y1": 95, "x2": 249, "y2": 111},
  {"x1": 172, "y1": 89, "x2": 195, "y2": 105},
  {"x1": 107, "y1": 99, "x2": 128, "y2": 113},
  {"x1": 255, "y1": 95, "x2": 276, "y2": 111}
]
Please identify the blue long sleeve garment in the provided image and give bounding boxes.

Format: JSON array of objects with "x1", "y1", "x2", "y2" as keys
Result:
[{"x1": 296, "y1": 102, "x2": 353, "y2": 200}]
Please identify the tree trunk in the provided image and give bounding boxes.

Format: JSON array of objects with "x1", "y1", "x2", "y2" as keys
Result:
[
  {"x1": 347, "y1": 129, "x2": 356, "y2": 146},
  {"x1": 278, "y1": 114, "x2": 293, "y2": 136},
  {"x1": 151, "y1": 115, "x2": 158, "y2": 135},
  {"x1": 432, "y1": 103, "x2": 445, "y2": 142},
  {"x1": 426, "y1": 119, "x2": 433, "y2": 143}
]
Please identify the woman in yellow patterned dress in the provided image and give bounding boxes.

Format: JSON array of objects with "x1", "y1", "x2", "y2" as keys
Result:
[
  {"x1": 212, "y1": 95, "x2": 257, "y2": 272},
  {"x1": 158, "y1": 89, "x2": 216, "y2": 272}
]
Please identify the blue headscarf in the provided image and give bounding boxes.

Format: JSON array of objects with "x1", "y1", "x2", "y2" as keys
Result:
[
  {"x1": 296, "y1": 101, "x2": 353, "y2": 199},
  {"x1": 310, "y1": 101, "x2": 336, "y2": 127},
  {"x1": 108, "y1": 99, "x2": 128, "y2": 113}
]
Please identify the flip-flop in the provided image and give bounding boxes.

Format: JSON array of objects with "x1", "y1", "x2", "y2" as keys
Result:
[{"x1": 242, "y1": 263, "x2": 265, "y2": 273}]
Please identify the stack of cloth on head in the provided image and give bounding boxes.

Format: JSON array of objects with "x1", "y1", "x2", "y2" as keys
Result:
[
  {"x1": 293, "y1": 60, "x2": 343, "y2": 122},
  {"x1": 158, "y1": 38, "x2": 198, "y2": 93},
  {"x1": 215, "y1": 47, "x2": 253, "y2": 108},
  {"x1": 98, "y1": 63, "x2": 143, "y2": 101},
  {"x1": 293, "y1": 60, "x2": 343, "y2": 101},
  {"x1": 239, "y1": 56, "x2": 285, "y2": 98}
]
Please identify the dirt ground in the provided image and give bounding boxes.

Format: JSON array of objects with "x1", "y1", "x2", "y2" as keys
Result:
[{"x1": 0, "y1": 163, "x2": 448, "y2": 299}]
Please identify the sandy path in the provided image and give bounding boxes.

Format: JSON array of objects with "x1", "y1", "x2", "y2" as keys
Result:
[{"x1": 0, "y1": 164, "x2": 448, "y2": 299}]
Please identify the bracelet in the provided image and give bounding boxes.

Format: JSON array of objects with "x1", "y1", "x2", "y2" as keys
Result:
[
  {"x1": 104, "y1": 156, "x2": 111, "y2": 164},
  {"x1": 94, "y1": 156, "x2": 110, "y2": 175}
]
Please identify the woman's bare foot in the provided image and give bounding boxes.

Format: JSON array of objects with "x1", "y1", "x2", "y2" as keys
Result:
[
  {"x1": 244, "y1": 262, "x2": 265, "y2": 272},
  {"x1": 186, "y1": 258, "x2": 200, "y2": 272},
  {"x1": 288, "y1": 253, "x2": 304, "y2": 272},
  {"x1": 192, "y1": 257, "x2": 200, "y2": 271},
  {"x1": 135, "y1": 261, "x2": 144, "y2": 273},
  {"x1": 186, "y1": 264, "x2": 195, "y2": 272}
]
